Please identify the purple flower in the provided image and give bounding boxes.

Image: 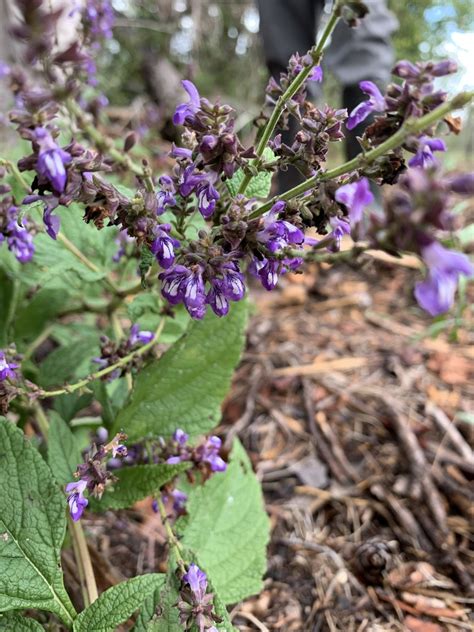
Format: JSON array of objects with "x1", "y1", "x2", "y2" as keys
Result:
[
  {"x1": 392, "y1": 60, "x2": 420, "y2": 79},
  {"x1": 156, "y1": 175, "x2": 177, "y2": 214},
  {"x1": 183, "y1": 564, "x2": 208, "y2": 602},
  {"x1": 128, "y1": 324, "x2": 154, "y2": 346},
  {"x1": 197, "y1": 180, "x2": 220, "y2": 218},
  {"x1": 65, "y1": 479, "x2": 89, "y2": 521},
  {"x1": 257, "y1": 201, "x2": 304, "y2": 253},
  {"x1": 160, "y1": 264, "x2": 189, "y2": 305},
  {"x1": 43, "y1": 205, "x2": 61, "y2": 239},
  {"x1": 178, "y1": 164, "x2": 205, "y2": 198},
  {"x1": 35, "y1": 128, "x2": 71, "y2": 194},
  {"x1": 415, "y1": 241, "x2": 473, "y2": 316},
  {"x1": 159, "y1": 264, "x2": 207, "y2": 319},
  {"x1": 335, "y1": 177, "x2": 374, "y2": 223},
  {"x1": 251, "y1": 257, "x2": 280, "y2": 291},
  {"x1": 173, "y1": 80, "x2": 201, "y2": 126},
  {"x1": 164, "y1": 488, "x2": 188, "y2": 514},
  {"x1": 3, "y1": 207, "x2": 35, "y2": 263},
  {"x1": 220, "y1": 264, "x2": 245, "y2": 301},
  {"x1": 206, "y1": 281, "x2": 229, "y2": 317},
  {"x1": 328, "y1": 217, "x2": 351, "y2": 252},
  {"x1": 196, "y1": 436, "x2": 227, "y2": 472},
  {"x1": 309, "y1": 65, "x2": 323, "y2": 82},
  {"x1": 174, "y1": 428, "x2": 189, "y2": 445},
  {"x1": 408, "y1": 137, "x2": 447, "y2": 168},
  {"x1": 346, "y1": 81, "x2": 385, "y2": 130},
  {"x1": 0, "y1": 351, "x2": 18, "y2": 381},
  {"x1": 182, "y1": 267, "x2": 206, "y2": 319},
  {"x1": 150, "y1": 224, "x2": 179, "y2": 269}
]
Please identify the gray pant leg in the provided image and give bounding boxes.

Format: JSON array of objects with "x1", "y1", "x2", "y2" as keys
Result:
[
  {"x1": 325, "y1": 0, "x2": 398, "y2": 86},
  {"x1": 257, "y1": 0, "x2": 323, "y2": 76}
]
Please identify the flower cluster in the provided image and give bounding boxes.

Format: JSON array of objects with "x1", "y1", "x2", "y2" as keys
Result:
[
  {"x1": 0, "y1": 0, "x2": 471, "y2": 329},
  {"x1": 166, "y1": 429, "x2": 227, "y2": 473},
  {"x1": 0, "y1": 349, "x2": 19, "y2": 382},
  {"x1": 93, "y1": 324, "x2": 154, "y2": 380},
  {"x1": 367, "y1": 168, "x2": 473, "y2": 315},
  {"x1": 177, "y1": 564, "x2": 220, "y2": 632},
  {"x1": 66, "y1": 432, "x2": 127, "y2": 521}
]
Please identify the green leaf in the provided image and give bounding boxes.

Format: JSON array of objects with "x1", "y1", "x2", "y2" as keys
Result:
[
  {"x1": 0, "y1": 419, "x2": 76, "y2": 625},
  {"x1": 47, "y1": 412, "x2": 82, "y2": 486},
  {"x1": 226, "y1": 148, "x2": 275, "y2": 199},
  {"x1": 73, "y1": 574, "x2": 165, "y2": 632},
  {"x1": 38, "y1": 333, "x2": 99, "y2": 388},
  {"x1": 139, "y1": 571, "x2": 181, "y2": 632},
  {"x1": 114, "y1": 300, "x2": 248, "y2": 440},
  {"x1": 0, "y1": 612, "x2": 45, "y2": 631},
  {"x1": 97, "y1": 463, "x2": 191, "y2": 511},
  {"x1": 178, "y1": 440, "x2": 269, "y2": 604}
]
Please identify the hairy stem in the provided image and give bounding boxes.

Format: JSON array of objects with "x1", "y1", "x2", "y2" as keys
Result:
[
  {"x1": 0, "y1": 158, "x2": 32, "y2": 193},
  {"x1": 156, "y1": 495, "x2": 187, "y2": 575},
  {"x1": 32, "y1": 402, "x2": 99, "y2": 607},
  {"x1": 68, "y1": 516, "x2": 99, "y2": 607},
  {"x1": 26, "y1": 318, "x2": 165, "y2": 399},
  {"x1": 65, "y1": 98, "x2": 155, "y2": 192},
  {"x1": 237, "y1": 2, "x2": 341, "y2": 196},
  {"x1": 249, "y1": 91, "x2": 473, "y2": 219}
]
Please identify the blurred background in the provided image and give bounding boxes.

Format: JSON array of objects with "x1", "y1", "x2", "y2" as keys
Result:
[{"x1": 72, "y1": 0, "x2": 474, "y2": 166}]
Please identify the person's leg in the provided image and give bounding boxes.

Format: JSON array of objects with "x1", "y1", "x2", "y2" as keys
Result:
[
  {"x1": 325, "y1": 0, "x2": 398, "y2": 160},
  {"x1": 257, "y1": 0, "x2": 323, "y2": 193}
]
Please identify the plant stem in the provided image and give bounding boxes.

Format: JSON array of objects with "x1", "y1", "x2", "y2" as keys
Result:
[
  {"x1": 28, "y1": 318, "x2": 165, "y2": 399},
  {"x1": 237, "y1": 2, "x2": 341, "y2": 196},
  {"x1": 65, "y1": 98, "x2": 155, "y2": 191},
  {"x1": 68, "y1": 516, "x2": 99, "y2": 607},
  {"x1": 0, "y1": 158, "x2": 32, "y2": 192},
  {"x1": 288, "y1": 245, "x2": 368, "y2": 263},
  {"x1": 31, "y1": 402, "x2": 99, "y2": 607},
  {"x1": 111, "y1": 314, "x2": 133, "y2": 391},
  {"x1": 156, "y1": 495, "x2": 187, "y2": 575},
  {"x1": 249, "y1": 91, "x2": 473, "y2": 219}
]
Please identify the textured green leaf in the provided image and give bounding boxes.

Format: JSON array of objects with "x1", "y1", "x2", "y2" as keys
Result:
[
  {"x1": 47, "y1": 412, "x2": 82, "y2": 486},
  {"x1": 38, "y1": 333, "x2": 99, "y2": 388},
  {"x1": 73, "y1": 574, "x2": 165, "y2": 632},
  {"x1": 178, "y1": 440, "x2": 269, "y2": 604},
  {"x1": 226, "y1": 148, "x2": 275, "y2": 199},
  {"x1": 114, "y1": 300, "x2": 248, "y2": 440},
  {"x1": 0, "y1": 612, "x2": 45, "y2": 631},
  {"x1": 0, "y1": 420, "x2": 76, "y2": 625},
  {"x1": 141, "y1": 571, "x2": 181, "y2": 632},
  {"x1": 96, "y1": 463, "x2": 191, "y2": 511}
]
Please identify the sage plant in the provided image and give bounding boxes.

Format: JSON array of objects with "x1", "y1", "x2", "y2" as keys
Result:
[{"x1": 0, "y1": 1, "x2": 472, "y2": 630}]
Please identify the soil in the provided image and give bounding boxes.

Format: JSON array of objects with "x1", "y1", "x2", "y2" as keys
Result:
[{"x1": 62, "y1": 252, "x2": 473, "y2": 631}]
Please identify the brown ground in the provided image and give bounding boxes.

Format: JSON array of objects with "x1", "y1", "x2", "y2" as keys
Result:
[{"x1": 63, "y1": 253, "x2": 474, "y2": 632}]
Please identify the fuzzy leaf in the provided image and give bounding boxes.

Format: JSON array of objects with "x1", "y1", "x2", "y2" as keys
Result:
[
  {"x1": 96, "y1": 463, "x2": 191, "y2": 511},
  {"x1": 47, "y1": 412, "x2": 82, "y2": 486},
  {"x1": 177, "y1": 440, "x2": 269, "y2": 604},
  {"x1": 73, "y1": 574, "x2": 165, "y2": 632},
  {"x1": 226, "y1": 148, "x2": 275, "y2": 199},
  {"x1": 114, "y1": 300, "x2": 248, "y2": 440},
  {"x1": 0, "y1": 419, "x2": 76, "y2": 625},
  {"x1": 0, "y1": 612, "x2": 45, "y2": 631}
]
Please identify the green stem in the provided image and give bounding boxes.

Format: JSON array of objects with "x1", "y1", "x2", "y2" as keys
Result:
[
  {"x1": 65, "y1": 98, "x2": 154, "y2": 191},
  {"x1": 288, "y1": 245, "x2": 368, "y2": 263},
  {"x1": 156, "y1": 496, "x2": 187, "y2": 574},
  {"x1": 0, "y1": 158, "x2": 32, "y2": 193},
  {"x1": 68, "y1": 516, "x2": 99, "y2": 607},
  {"x1": 249, "y1": 91, "x2": 474, "y2": 219},
  {"x1": 32, "y1": 403, "x2": 99, "y2": 608},
  {"x1": 28, "y1": 318, "x2": 165, "y2": 399},
  {"x1": 237, "y1": 3, "x2": 341, "y2": 196}
]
